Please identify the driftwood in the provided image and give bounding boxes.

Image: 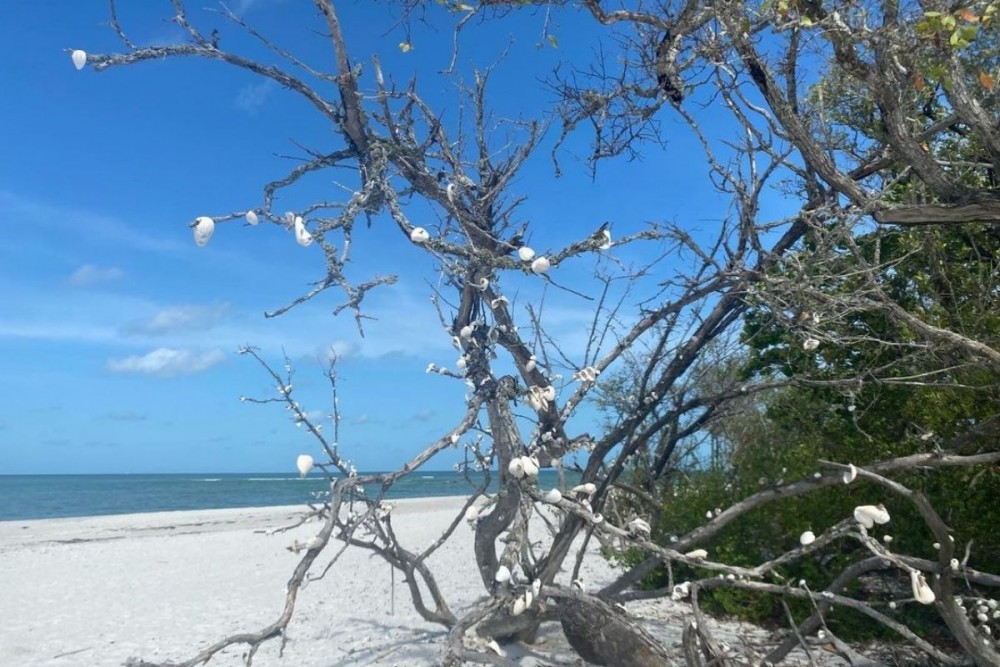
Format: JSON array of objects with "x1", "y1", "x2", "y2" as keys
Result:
[{"x1": 559, "y1": 594, "x2": 673, "y2": 667}]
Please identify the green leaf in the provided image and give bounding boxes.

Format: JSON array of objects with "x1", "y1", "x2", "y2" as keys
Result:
[{"x1": 547, "y1": 34, "x2": 559, "y2": 48}]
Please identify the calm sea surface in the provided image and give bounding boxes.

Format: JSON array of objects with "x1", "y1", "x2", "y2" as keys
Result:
[{"x1": 0, "y1": 470, "x2": 573, "y2": 521}]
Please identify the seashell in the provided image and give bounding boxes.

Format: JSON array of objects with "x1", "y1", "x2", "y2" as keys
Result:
[
  {"x1": 571, "y1": 577, "x2": 585, "y2": 591},
  {"x1": 296, "y1": 454, "x2": 314, "y2": 477},
  {"x1": 800, "y1": 530, "x2": 816, "y2": 546},
  {"x1": 843, "y1": 463, "x2": 857, "y2": 484},
  {"x1": 294, "y1": 216, "x2": 313, "y2": 246},
  {"x1": 685, "y1": 548, "x2": 708, "y2": 560},
  {"x1": 508, "y1": 458, "x2": 526, "y2": 479},
  {"x1": 521, "y1": 456, "x2": 539, "y2": 478},
  {"x1": 410, "y1": 227, "x2": 430, "y2": 243},
  {"x1": 485, "y1": 639, "x2": 505, "y2": 657},
  {"x1": 518, "y1": 246, "x2": 536, "y2": 262},
  {"x1": 854, "y1": 504, "x2": 891, "y2": 529},
  {"x1": 598, "y1": 229, "x2": 612, "y2": 250},
  {"x1": 464, "y1": 505, "x2": 480, "y2": 522},
  {"x1": 531, "y1": 579, "x2": 542, "y2": 597},
  {"x1": 71, "y1": 49, "x2": 87, "y2": 70},
  {"x1": 512, "y1": 596, "x2": 527, "y2": 616},
  {"x1": 494, "y1": 565, "x2": 511, "y2": 583},
  {"x1": 573, "y1": 366, "x2": 600, "y2": 382},
  {"x1": 671, "y1": 581, "x2": 691, "y2": 601},
  {"x1": 523, "y1": 590, "x2": 533, "y2": 609},
  {"x1": 459, "y1": 324, "x2": 474, "y2": 339},
  {"x1": 245, "y1": 210, "x2": 259, "y2": 225},
  {"x1": 628, "y1": 518, "x2": 651, "y2": 536},
  {"x1": 542, "y1": 488, "x2": 562, "y2": 504},
  {"x1": 541, "y1": 385, "x2": 556, "y2": 401},
  {"x1": 591, "y1": 513, "x2": 604, "y2": 524},
  {"x1": 456, "y1": 356, "x2": 467, "y2": 370},
  {"x1": 910, "y1": 570, "x2": 936, "y2": 605},
  {"x1": 525, "y1": 356, "x2": 537, "y2": 373},
  {"x1": 571, "y1": 482, "x2": 596, "y2": 496},
  {"x1": 803, "y1": 338, "x2": 820, "y2": 351},
  {"x1": 531, "y1": 256, "x2": 550, "y2": 274},
  {"x1": 950, "y1": 558, "x2": 960, "y2": 570},
  {"x1": 193, "y1": 216, "x2": 215, "y2": 247}
]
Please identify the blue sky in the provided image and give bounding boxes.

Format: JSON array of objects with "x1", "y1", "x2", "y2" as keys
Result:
[{"x1": 0, "y1": 1, "x2": 743, "y2": 474}]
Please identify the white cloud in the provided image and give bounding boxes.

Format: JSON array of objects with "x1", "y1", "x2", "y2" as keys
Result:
[
  {"x1": 125, "y1": 304, "x2": 230, "y2": 336},
  {"x1": 107, "y1": 348, "x2": 226, "y2": 377},
  {"x1": 69, "y1": 264, "x2": 125, "y2": 287},
  {"x1": 235, "y1": 80, "x2": 276, "y2": 114}
]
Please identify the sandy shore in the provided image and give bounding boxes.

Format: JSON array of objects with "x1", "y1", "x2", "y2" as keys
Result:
[{"x1": 0, "y1": 497, "x2": 835, "y2": 666}]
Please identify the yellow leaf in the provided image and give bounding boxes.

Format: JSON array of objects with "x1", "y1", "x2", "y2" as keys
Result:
[
  {"x1": 398, "y1": 41, "x2": 412, "y2": 53},
  {"x1": 979, "y1": 70, "x2": 996, "y2": 90},
  {"x1": 959, "y1": 9, "x2": 979, "y2": 22}
]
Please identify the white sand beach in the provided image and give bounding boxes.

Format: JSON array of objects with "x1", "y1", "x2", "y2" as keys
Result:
[{"x1": 0, "y1": 496, "x2": 840, "y2": 666}]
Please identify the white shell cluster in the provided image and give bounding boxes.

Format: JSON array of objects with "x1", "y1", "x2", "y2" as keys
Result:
[
  {"x1": 410, "y1": 227, "x2": 430, "y2": 243},
  {"x1": 526, "y1": 385, "x2": 556, "y2": 411},
  {"x1": 511, "y1": 587, "x2": 536, "y2": 616},
  {"x1": 853, "y1": 504, "x2": 891, "y2": 529},
  {"x1": 296, "y1": 454, "x2": 314, "y2": 477},
  {"x1": 193, "y1": 216, "x2": 215, "y2": 247},
  {"x1": 508, "y1": 455, "x2": 540, "y2": 479},
  {"x1": 573, "y1": 366, "x2": 600, "y2": 383}
]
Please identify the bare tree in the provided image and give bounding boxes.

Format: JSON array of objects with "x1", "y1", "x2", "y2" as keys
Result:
[{"x1": 72, "y1": 0, "x2": 1000, "y2": 665}]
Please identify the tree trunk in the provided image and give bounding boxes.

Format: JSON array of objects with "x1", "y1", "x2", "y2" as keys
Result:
[{"x1": 559, "y1": 595, "x2": 672, "y2": 667}]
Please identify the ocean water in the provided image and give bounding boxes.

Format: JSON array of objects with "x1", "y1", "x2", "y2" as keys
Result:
[{"x1": 0, "y1": 470, "x2": 573, "y2": 521}]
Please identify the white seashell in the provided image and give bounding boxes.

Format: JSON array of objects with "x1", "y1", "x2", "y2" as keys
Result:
[
  {"x1": 245, "y1": 210, "x2": 259, "y2": 225},
  {"x1": 571, "y1": 482, "x2": 596, "y2": 496},
  {"x1": 685, "y1": 548, "x2": 708, "y2": 560},
  {"x1": 446, "y1": 183, "x2": 457, "y2": 203},
  {"x1": 294, "y1": 216, "x2": 313, "y2": 246},
  {"x1": 523, "y1": 590, "x2": 533, "y2": 609},
  {"x1": 541, "y1": 385, "x2": 556, "y2": 401},
  {"x1": 485, "y1": 639, "x2": 505, "y2": 657},
  {"x1": 910, "y1": 570, "x2": 935, "y2": 604},
  {"x1": 531, "y1": 579, "x2": 542, "y2": 597},
  {"x1": 410, "y1": 227, "x2": 430, "y2": 243},
  {"x1": 628, "y1": 518, "x2": 651, "y2": 536},
  {"x1": 672, "y1": 581, "x2": 691, "y2": 601},
  {"x1": 459, "y1": 324, "x2": 474, "y2": 339},
  {"x1": 525, "y1": 356, "x2": 537, "y2": 373},
  {"x1": 598, "y1": 228, "x2": 612, "y2": 250},
  {"x1": 450, "y1": 433, "x2": 460, "y2": 444},
  {"x1": 456, "y1": 356, "x2": 467, "y2": 370},
  {"x1": 889, "y1": 601, "x2": 897, "y2": 609},
  {"x1": 800, "y1": 530, "x2": 816, "y2": 546},
  {"x1": 494, "y1": 565, "x2": 511, "y2": 583},
  {"x1": 508, "y1": 458, "x2": 526, "y2": 479},
  {"x1": 591, "y1": 513, "x2": 604, "y2": 524},
  {"x1": 526, "y1": 392, "x2": 545, "y2": 411},
  {"x1": 465, "y1": 505, "x2": 480, "y2": 522},
  {"x1": 883, "y1": 534, "x2": 893, "y2": 544},
  {"x1": 71, "y1": 49, "x2": 87, "y2": 70},
  {"x1": 572, "y1": 577, "x2": 585, "y2": 591},
  {"x1": 803, "y1": 338, "x2": 820, "y2": 351},
  {"x1": 932, "y1": 542, "x2": 941, "y2": 550},
  {"x1": 853, "y1": 504, "x2": 890, "y2": 529},
  {"x1": 296, "y1": 454, "x2": 314, "y2": 477},
  {"x1": 518, "y1": 246, "x2": 536, "y2": 262},
  {"x1": 531, "y1": 256, "x2": 551, "y2": 274},
  {"x1": 950, "y1": 558, "x2": 960, "y2": 570},
  {"x1": 193, "y1": 216, "x2": 215, "y2": 247},
  {"x1": 843, "y1": 463, "x2": 857, "y2": 484},
  {"x1": 511, "y1": 597, "x2": 527, "y2": 616},
  {"x1": 521, "y1": 456, "x2": 539, "y2": 478},
  {"x1": 542, "y1": 488, "x2": 562, "y2": 504}
]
